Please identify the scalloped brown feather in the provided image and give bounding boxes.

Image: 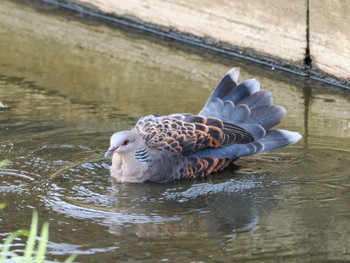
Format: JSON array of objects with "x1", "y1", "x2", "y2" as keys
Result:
[
  {"x1": 181, "y1": 156, "x2": 232, "y2": 179},
  {"x1": 132, "y1": 114, "x2": 254, "y2": 157}
]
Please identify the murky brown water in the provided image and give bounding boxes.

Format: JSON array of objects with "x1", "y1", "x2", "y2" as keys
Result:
[{"x1": 1, "y1": 1, "x2": 350, "y2": 262}]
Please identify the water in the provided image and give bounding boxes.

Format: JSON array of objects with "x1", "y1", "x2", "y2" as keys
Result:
[{"x1": 1, "y1": 1, "x2": 350, "y2": 262}]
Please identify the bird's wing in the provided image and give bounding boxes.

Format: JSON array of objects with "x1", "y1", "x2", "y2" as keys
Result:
[{"x1": 132, "y1": 114, "x2": 254, "y2": 155}]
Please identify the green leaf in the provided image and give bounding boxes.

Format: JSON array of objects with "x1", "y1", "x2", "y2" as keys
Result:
[
  {"x1": 0, "y1": 101, "x2": 8, "y2": 109},
  {"x1": 0, "y1": 159, "x2": 10, "y2": 168},
  {"x1": 0, "y1": 203, "x2": 6, "y2": 210}
]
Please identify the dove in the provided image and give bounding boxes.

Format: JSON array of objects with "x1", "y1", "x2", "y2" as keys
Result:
[{"x1": 105, "y1": 68, "x2": 302, "y2": 183}]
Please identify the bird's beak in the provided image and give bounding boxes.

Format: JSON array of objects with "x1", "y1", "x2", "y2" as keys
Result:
[{"x1": 104, "y1": 146, "x2": 117, "y2": 158}]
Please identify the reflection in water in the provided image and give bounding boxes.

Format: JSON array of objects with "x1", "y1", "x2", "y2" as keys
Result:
[
  {"x1": 163, "y1": 180, "x2": 264, "y2": 201},
  {"x1": 0, "y1": 0, "x2": 350, "y2": 262},
  {"x1": 107, "y1": 178, "x2": 266, "y2": 239}
]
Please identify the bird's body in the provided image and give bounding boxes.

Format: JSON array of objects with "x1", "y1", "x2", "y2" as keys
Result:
[{"x1": 105, "y1": 68, "x2": 302, "y2": 183}]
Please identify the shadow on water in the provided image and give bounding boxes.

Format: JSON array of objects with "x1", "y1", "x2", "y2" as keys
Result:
[{"x1": 1, "y1": 0, "x2": 350, "y2": 262}]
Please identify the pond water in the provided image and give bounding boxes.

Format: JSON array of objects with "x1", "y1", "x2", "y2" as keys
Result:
[{"x1": 1, "y1": 1, "x2": 350, "y2": 262}]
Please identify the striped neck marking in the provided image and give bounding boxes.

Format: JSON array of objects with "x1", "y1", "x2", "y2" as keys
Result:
[{"x1": 134, "y1": 147, "x2": 151, "y2": 163}]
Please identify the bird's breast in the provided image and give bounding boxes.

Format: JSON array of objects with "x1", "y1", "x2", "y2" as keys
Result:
[{"x1": 110, "y1": 152, "x2": 151, "y2": 183}]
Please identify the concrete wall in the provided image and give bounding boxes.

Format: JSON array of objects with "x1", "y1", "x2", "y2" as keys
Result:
[
  {"x1": 310, "y1": 1, "x2": 350, "y2": 81},
  {"x1": 53, "y1": 0, "x2": 349, "y2": 87},
  {"x1": 71, "y1": 0, "x2": 307, "y2": 69},
  {"x1": 1, "y1": 0, "x2": 349, "y2": 139}
]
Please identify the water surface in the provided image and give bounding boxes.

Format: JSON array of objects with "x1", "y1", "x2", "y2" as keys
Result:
[{"x1": 0, "y1": 1, "x2": 350, "y2": 262}]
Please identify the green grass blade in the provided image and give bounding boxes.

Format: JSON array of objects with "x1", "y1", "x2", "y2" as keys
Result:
[
  {"x1": 63, "y1": 254, "x2": 78, "y2": 263},
  {"x1": 24, "y1": 211, "x2": 38, "y2": 262},
  {"x1": 1, "y1": 210, "x2": 76, "y2": 262},
  {"x1": 35, "y1": 221, "x2": 49, "y2": 263},
  {"x1": 0, "y1": 159, "x2": 10, "y2": 168},
  {"x1": 0, "y1": 229, "x2": 29, "y2": 262}
]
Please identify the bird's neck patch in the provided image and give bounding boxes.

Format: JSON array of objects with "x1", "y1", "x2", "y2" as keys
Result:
[{"x1": 134, "y1": 147, "x2": 151, "y2": 164}]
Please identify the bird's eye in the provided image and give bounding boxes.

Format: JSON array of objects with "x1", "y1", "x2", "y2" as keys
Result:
[{"x1": 123, "y1": 140, "x2": 129, "y2": 146}]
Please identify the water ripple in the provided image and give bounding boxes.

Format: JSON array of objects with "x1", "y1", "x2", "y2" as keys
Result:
[
  {"x1": 163, "y1": 179, "x2": 264, "y2": 201},
  {"x1": 44, "y1": 194, "x2": 181, "y2": 225}
]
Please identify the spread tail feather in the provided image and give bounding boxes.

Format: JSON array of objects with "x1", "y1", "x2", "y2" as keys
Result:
[
  {"x1": 203, "y1": 68, "x2": 240, "y2": 107},
  {"x1": 228, "y1": 129, "x2": 302, "y2": 158},
  {"x1": 196, "y1": 67, "x2": 302, "y2": 159},
  {"x1": 192, "y1": 130, "x2": 302, "y2": 159}
]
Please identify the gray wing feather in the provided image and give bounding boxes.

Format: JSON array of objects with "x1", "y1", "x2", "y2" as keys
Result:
[{"x1": 191, "y1": 130, "x2": 301, "y2": 159}]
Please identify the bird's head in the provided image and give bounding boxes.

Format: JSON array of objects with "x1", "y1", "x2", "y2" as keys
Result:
[{"x1": 104, "y1": 131, "x2": 143, "y2": 158}]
